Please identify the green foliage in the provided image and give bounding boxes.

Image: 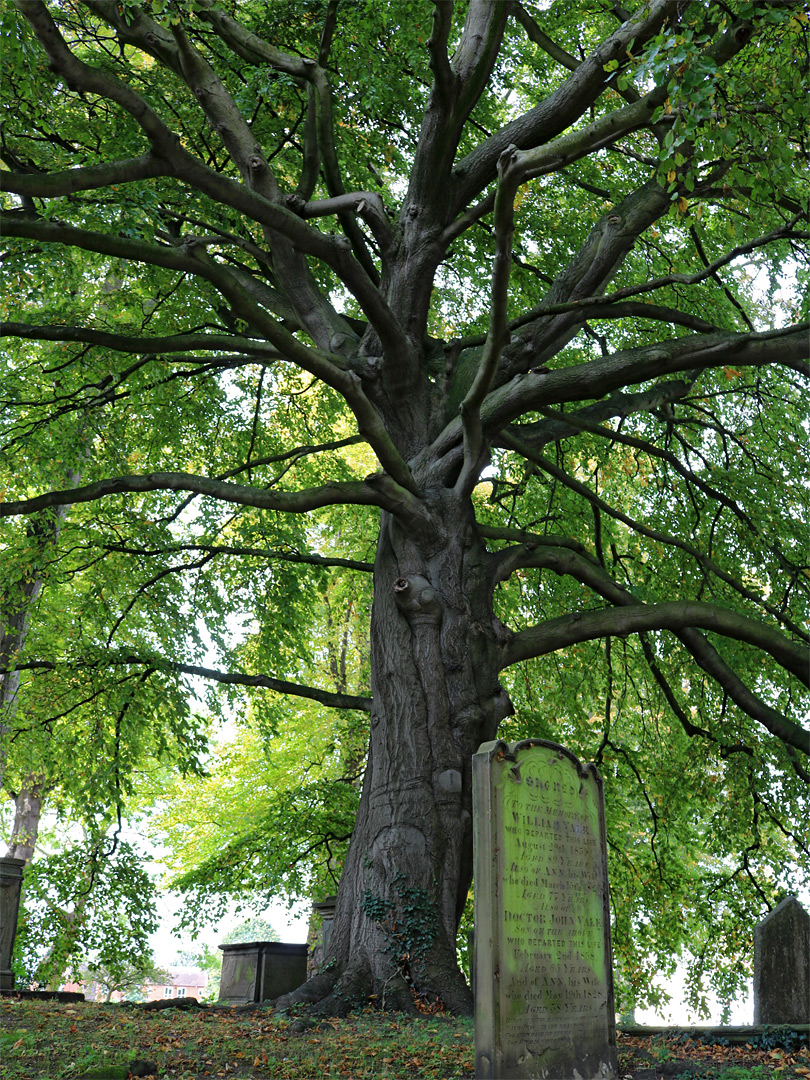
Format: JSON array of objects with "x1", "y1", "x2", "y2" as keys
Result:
[
  {"x1": 83, "y1": 955, "x2": 172, "y2": 1003},
  {"x1": 221, "y1": 916, "x2": 280, "y2": 945},
  {"x1": 12, "y1": 839, "x2": 159, "y2": 992},
  {"x1": 156, "y1": 701, "x2": 364, "y2": 929}
]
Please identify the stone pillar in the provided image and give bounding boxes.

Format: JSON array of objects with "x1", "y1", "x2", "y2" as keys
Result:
[
  {"x1": 754, "y1": 896, "x2": 810, "y2": 1024},
  {"x1": 473, "y1": 739, "x2": 617, "y2": 1080},
  {"x1": 0, "y1": 857, "x2": 26, "y2": 991},
  {"x1": 308, "y1": 896, "x2": 337, "y2": 975}
]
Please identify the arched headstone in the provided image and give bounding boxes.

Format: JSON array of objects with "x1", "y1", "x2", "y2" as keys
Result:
[{"x1": 473, "y1": 739, "x2": 616, "y2": 1079}]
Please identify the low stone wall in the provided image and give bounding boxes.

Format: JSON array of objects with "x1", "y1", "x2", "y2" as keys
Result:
[{"x1": 620, "y1": 1025, "x2": 810, "y2": 1047}]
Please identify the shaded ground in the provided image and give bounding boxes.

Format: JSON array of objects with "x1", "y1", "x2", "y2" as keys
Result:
[
  {"x1": 620, "y1": 1031, "x2": 810, "y2": 1079},
  {"x1": 1, "y1": 997, "x2": 808, "y2": 1078}
]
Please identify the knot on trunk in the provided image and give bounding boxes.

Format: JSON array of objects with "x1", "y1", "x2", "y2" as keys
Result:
[{"x1": 393, "y1": 575, "x2": 443, "y2": 624}]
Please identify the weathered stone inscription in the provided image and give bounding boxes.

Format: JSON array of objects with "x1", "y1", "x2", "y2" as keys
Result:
[{"x1": 473, "y1": 739, "x2": 617, "y2": 1079}]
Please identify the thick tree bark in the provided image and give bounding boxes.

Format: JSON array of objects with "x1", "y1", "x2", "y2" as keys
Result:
[{"x1": 281, "y1": 491, "x2": 511, "y2": 1014}]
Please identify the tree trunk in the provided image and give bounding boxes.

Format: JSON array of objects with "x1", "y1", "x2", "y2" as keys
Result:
[
  {"x1": 6, "y1": 777, "x2": 48, "y2": 863},
  {"x1": 283, "y1": 491, "x2": 512, "y2": 1015}
]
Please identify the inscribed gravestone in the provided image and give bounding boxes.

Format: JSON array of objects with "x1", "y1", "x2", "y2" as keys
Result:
[
  {"x1": 754, "y1": 896, "x2": 810, "y2": 1024},
  {"x1": 473, "y1": 739, "x2": 617, "y2": 1080}
]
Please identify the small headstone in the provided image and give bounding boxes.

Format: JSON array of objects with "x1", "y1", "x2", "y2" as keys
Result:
[
  {"x1": 218, "y1": 941, "x2": 307, "y2": 1005},
  {"x1": 473, "y1": 739, "x2": 616, "y2": 1080},
  {"x1": 754, "y1": 896, "x2": 810, "y2": 1024}
]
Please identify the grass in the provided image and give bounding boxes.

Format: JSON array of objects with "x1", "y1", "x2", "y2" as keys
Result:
[
  {"x1": 1, "y1": 1001, "x2": 472, "y2": 1079},
  {"x1": 2, "y1": 998, "x2": 809, "y2": 1079}
]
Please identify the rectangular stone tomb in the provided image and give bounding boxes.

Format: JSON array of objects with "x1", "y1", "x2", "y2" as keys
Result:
[
  {"x1": 473, "y1": 739, "x2": 617, "y2": 1080},
  {"x1": 218, "y1": 941, "x2": 308, "y2": 1005}
]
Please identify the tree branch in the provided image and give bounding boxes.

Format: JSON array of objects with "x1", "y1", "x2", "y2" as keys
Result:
[
  {"x1": 502, "y1": 379, "x2": 694, "y2": 448},
  {"x1": 452, "y1": 0, "x2": 670, "y2": 210},
  {"x1": 498, "y1": 429, "x2": 809, "y2": 639},
  {"x1": 499, "y1": 220, "x2": 809, "y2": 343},
  {"x1": 0, "y1": 471, "x2": 400, "y2": 520},
  {"x1": 481, "y1": 325, "x2": 810, "y2": 436},
  {"x1": 1, "y1": 214, "x2": 419, "y2": 493},
  {"x1": 189, "y1": 0, "x2": 382, "y2": 278},
  {"x1": 487, "y1": 523, "x2": 809, "y2": 752},
  {"x1": 2, "y1": 658, "x2": 372, "y2": 713},
  {"x1": 98, "y1": 543, "x2": 373, "y2": 574},
  {"x1": 501, "y1": 602, "x2": 808, "y2": 727},
  {"x1": 0, "y1": 322, "x2": 283, "y2": 360},
  {"x1": 513, "y1": 4, "x2": 578, "y2": 71},
  {"x1": 676, "y1": 627, "x2": 810, "y2": 757},
  {"x1": 0, "y1": 152, "x2": 167, "y2": 197},
  {"x1": 455, "y1": 143, "x2": 519, "y2": 495},
  {"x1": 12, "y1": 1, "x2": 409, "y2": 364},
  {"x1": 146, "y1": 659, "x2": 372, "y2": 714}
]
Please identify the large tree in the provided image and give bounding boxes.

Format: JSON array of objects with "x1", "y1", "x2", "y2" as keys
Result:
[{"x1": 1, "y1": 0, "x2": 808, "y2": 1015}]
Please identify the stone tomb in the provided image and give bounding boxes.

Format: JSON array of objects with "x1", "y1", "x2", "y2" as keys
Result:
[
  {"x1": 218, "y1": 941, "x2": 308, "y2": 1005},
  {"x1": 473, "y1": 739, "x2": 617, "y2": 1080},
  {"x1": 754, "y1": 896, "x2": 810, "y2": 1025}
]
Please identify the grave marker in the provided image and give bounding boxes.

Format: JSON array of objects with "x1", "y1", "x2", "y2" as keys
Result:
[
  {"x1": 754, "y1": 896, "x2": 810, "y2": 1025},
  {"x1": 0, "y1": 857, "x2": 25, "y2": 993},
  {"x1": 473, "y1": 739, "x2": 617, "y2": 1079}
]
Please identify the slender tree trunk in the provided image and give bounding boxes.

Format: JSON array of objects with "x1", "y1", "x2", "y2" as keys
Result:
[
  {"x1": 285, "y1": 492, "x2": 512, "y2": 1014},
  {"x1": 40, "y1": 897, "x2": 88, "y2": 991},
  {"x1": 6, "y1": 777, "x2": 48, "y2": 863}
]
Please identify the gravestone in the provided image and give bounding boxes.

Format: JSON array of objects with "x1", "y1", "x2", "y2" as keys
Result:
[
  {"x1": 218, "y1": 941, "x2": 307, "y2": 1005},
  {"x1": 753, "y1": 896, "x2": 810, "y2": 1024},
  {"x1": 0, "y1": 857, "x2": 25, "y2": 992},
  {"x1": 473, "y1": 739, "x2": 617, "y2": 1080}
]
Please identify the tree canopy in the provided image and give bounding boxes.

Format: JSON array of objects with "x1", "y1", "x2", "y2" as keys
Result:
[{"x1": 1, "y1": 0, "x2": 808, "y2": 1016}]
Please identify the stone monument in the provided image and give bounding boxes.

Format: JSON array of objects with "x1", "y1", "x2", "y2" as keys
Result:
[
  {"x1": 308, "y1": 896, "x2": 337, "y2": 976},
  {"x1": 0, "y1": 857, "x2": 25, "y2": 993},
  {"x1": 218, "y1": 941, "x2": 308, "y2": 1005},
  {"x1": 473, "y1": 739, "x2": 617, "y2": 1079},
  {"x1": 754, "y1": 896, "x2": 810, "y2": 1024}
]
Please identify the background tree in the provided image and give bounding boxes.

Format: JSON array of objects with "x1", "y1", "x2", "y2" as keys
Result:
[
  {"x1": 10, "y1": 835, "x2": 160, "y2": 991},
  {"x1": 156, "y1": 554, "x2": 370, "y2": 930},
  {"x1": 82, "y1": 954, "x2": 173, "y2": 1003},
  {"x1": 1, "y1": 0, "x2": 808, "y2": 1016},
  {"x1": 221, "y1": 916, "x2": 280, "y2": 945}
]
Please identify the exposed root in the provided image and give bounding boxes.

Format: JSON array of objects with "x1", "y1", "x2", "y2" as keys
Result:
[{"x1": 273, "y1": 956, "x2": 473, "y2": 1020}]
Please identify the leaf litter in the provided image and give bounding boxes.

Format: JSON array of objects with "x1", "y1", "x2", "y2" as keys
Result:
[{"x1": 1, "y1": 998, "x2": 808, "y2": 1079}]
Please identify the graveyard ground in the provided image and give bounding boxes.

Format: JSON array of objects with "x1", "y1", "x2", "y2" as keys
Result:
[{"x1": 1, "y1": 997, "x2": 808, "y2": 1079}]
